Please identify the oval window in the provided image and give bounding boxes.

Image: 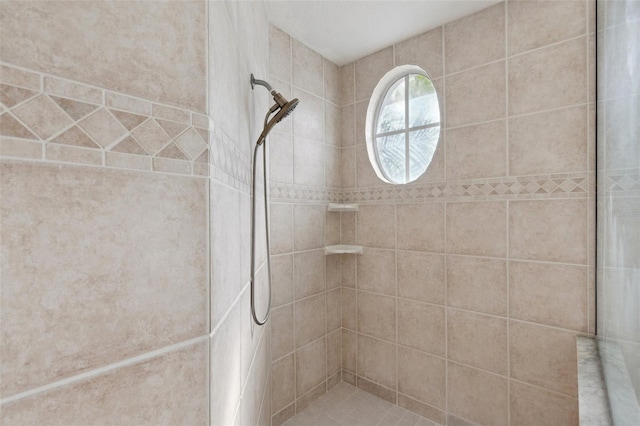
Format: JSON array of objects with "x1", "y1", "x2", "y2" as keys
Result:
[{"x1": 365, "y1": 65, "x2": 440, "y2": 184}]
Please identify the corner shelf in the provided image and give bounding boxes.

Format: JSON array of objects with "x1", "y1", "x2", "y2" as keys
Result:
[
  {"x1": 324, "y1": 245, "x2": 363, "y2": 255},
  {"x1": 327, "y1": 203, "x2": 359, "y2": 212}
]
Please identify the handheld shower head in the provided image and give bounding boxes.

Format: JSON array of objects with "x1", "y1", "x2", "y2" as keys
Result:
[{"x1": 251, "y1": 74, "x2": 299, "y2": 145}]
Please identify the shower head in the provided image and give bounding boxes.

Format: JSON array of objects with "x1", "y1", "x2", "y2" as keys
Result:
[{"x1": 251, "y1": 74, "x2": 300, "y2": 145}]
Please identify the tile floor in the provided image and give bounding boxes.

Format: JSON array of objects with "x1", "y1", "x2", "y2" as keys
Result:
[{"x1": 282, "y1": 382, "x2": 440, "y2": 426}]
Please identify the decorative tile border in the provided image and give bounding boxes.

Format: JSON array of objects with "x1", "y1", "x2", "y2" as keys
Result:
[
  {"x1": 270, "y1": 182, "x2": 343, "y2": 203},
  {"x1": 602, "y1": 169, "x2": 640, "y2": 197},
  {"x1": 0, "y1": 63, "x2": 210, "y2": 176},
  {"x1": 209, "y1": 127, "x2": 251, "y2": 193}
]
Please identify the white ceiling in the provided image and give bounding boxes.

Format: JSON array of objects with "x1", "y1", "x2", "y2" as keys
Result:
[{"x1": 266, "y1": 0, "x2": 501, "y2": 66}]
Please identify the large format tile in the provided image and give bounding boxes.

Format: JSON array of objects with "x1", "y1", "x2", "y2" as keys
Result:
[
  {"x1": 446, "y1": 120, "x2": 507, "y2": 180},
  {"x1": 0, "y1": 1, "x2": 206, "y2": 111},
  {"x1": 398, "y1": 347, "x2": 446, "y2": 409},
  {"x1": 509, "y1": 199, "x2": 588, "y2": 265},
  {"x1": 357, "y1": 204, "x2": 396, "y2": 249},
  {"x1": 446, "y1": 201, "x2": 507, "y2": 257},
  {"x1": 398, "y1": 300, "x2": 446, "y2": 357},
  {"x1": 358, "y1": 292, "x2": 396, "y2": 342},
  {"x1": 447, "y1": 255, "x2": 507, "y2": 316},
  {"x1": 354, "y1": 47, "x2": 394, "y2": 102},
  {"x1": 0, "y1": 161, "x2": 207, "y2": 397},
  {"x1": 444, "y1": 3, "x2": 505, "y2": 74},
  {"x1": 510, "y1": 261, "x2": 588, "y2": 332},
  {"x1": 447, "y1": 362, "x2": 508, "y2": 426},
  {"x1": 357, "y1": 335, "x2": 396, "y2": 389},
  {"x1": 509, "y1": 37, "x2": 587, "y2": 116},
  {"x1": 509, "y1": 380, "x2": 578, "y2": 426},
  {"x1": 396, "y1": 203, "x2": 445, "y2": 252},
  {"x1": 507, "y1": 0, "x2": 587, "y2": 55},
  {"x1": 1, "y1": 341, "x2": 208, "y2": 426},
  {"x1": 510, "y1": 321, "x2": 579, "y2": 397},
  {"x1": 397, "y1": 251, "x2": 446, "y2": 305},
  {"x1": 357, "y1": 249, "x2": 396, "y2": 296},
  {"x1": 394, "y1": 27, "x2": 444, "y2": 78}
]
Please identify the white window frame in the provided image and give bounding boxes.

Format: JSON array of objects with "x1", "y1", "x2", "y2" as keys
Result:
[{"x1": 365, "y1": 65, "x2": 440, "y2": 184}]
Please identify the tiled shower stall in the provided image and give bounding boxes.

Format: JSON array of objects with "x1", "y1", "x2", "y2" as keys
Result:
[{"x1": 1, "y1": 1, "x2": 634, "y2": 426}]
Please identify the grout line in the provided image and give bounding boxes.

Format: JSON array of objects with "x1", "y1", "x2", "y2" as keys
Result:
[
  {"x1": 0, "y1": 335, "x2": 208, "y2": 405},
  {"x1": 505, "y1": 2, "x2": 512, "y2": 423}
]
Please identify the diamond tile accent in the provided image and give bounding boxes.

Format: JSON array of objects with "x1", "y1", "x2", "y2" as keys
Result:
[
  {"x1": 175, "y1": 128, "x2": 207, "y2": 160},
  {"x1": 0, "y1": 84, "x2": 38, "y2": 108},
  {"x1": 156, "y1": 142, "x2": 187, "y2": 159},
  {"x1": 110, "y1": 136, "x2": 148, "y2": 155},
  {"x1": 110, "y1": 109, "x2": 147, "y2": 131},
  {"x1": 50, "y1": 96, "x2": 99, "y2": 121},
  {"x1": 0, "y1": 113, "x2": 38, "y2": 139},
  {"x1": 131, "y1": 119, "x2": 171, "y2": 155},
  {"x1": 51, "y1": 126, "x2": 99, "y2": 148},
  {"x1": 156, "y1": 119, "x2": 187, "y2": 139},
  {"x1": 11, "y1": 95, "x2": 73, "y2": 139},
  {"x1": 194, "y1": 149, "x2": 208, "y2": 163},
  {"x1": 77, "y1": 108, "x2": 127, "y2": 148}
]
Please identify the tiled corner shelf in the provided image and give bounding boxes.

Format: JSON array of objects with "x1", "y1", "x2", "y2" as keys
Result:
[
  {"x1": 327, "y1": 203, "x2": 359, "y2": 212},
  {"x1": 324, "y1": 245, "x2": 363, "y2": 255}
]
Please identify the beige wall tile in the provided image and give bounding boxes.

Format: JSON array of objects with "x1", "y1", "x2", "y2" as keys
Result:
[
  {"x1": 398, "y1": 347, "x2": 446, "y2": 409},
  {"x1": 444, "y1": 3, "x2": 505, "y2": 74},
  {"x1": 339, "y1": 63, "x2": 355, "y2": 107},
  {"x1": 211, "y1": 304, "x2": 242, "y2": 426},
  {"x1": 325, "y1": 211, "x2": 341, "y2": 246},
  {"x1": 357, "y1": 377, "x2": 396, "y2": 404},
  {"x1": 395, "y1": 27, "x2": 444, "y2": 78},
  {"x1": 269, "y1": 25, "x2": 291, "y2": 83},
  {"x1": 356, "y1": 144, "x2": 383, "y2": 187},
  {"x1": 271, "y1": 254, "x2": 293, "y2": 307},
  {"x1": 0, "y1": 64, "x2": 41, "y2": 91},
  {"x1": 340, "y1": 105, "x2": 355, "y2": 147},
  {"x1": 327, "y1": 329, "x2": 342, "y2": 376},
  {"x1": 295, "y1": 294, "x2": 326, "y2": 348},
  {"x1": 509, "y1": 105, "x2": 588, "y2": 175},
  {"x1": 396, "y1": 203, "x2": 445, "y2": 252},
  {"x1": 446, "y1": 201, "x2": 507, "y2": 257},
  {"x1": 357, "y1": 204, "x2": 396, "y2": 249},
  {"x1": 325, "y1": 102, "x2": 340, "y2": 147},
  {"x1": 510, "y1": 380, "x2": 579, "y2": 426},
  {"x1": 355, "y1": 47, "x2": 394, "y2": 102},
  {"x1": 509, "y1": 199, "x2": 588, "y2": 264},
  {"x1": 398, "y1": 394, "x2": 446, "y2": 425},
  {"x1": 355, "y1": 100, "x2": 368, "y2": 146},
  {"x1": 12, "y1": 94, "x2": 74, "y2": 140},
  {"x1": 398, "y1": 300, "x2": 446, "y2": 357},
  {"x1": 270, "y1": 203, "x2": 293, "y2": 255},
  {"x1": 508, "y1": 0, "x2": 587, "y2": 55},
  {"x1": 358, "y1": 292, "x2": 396, "y2": 342},
  {"x1": 342, "y1": 329, "x2": 357, "y2": 373},
  {"x1": 341, "y1": 147, "x2": 356, "y2": 188},
  {"x1": 510, "y1": 321, "x2": 578, "y2": 396},
  {"x1": 326, "y1": 255, "x2": 341, "y2": 290},
  {"x1": 211, "y1": 182, "x2": 242, "y2": 327},
  {"x1": 326, "y1": 288, "x2": 341, "y2": 333},
  {"x1": 397, "y1": 251, "x2": 446, "y2": 305},
  {"x1": 0, "y1": 162, "x2": 207, "y2": 396},
  {"x1": 0, "y1": 137, "x2": 42, "y2": 160},
  {"x1": 342, "y1": 288, "x2": 357, "y2": 330},
  {"x1": 0, "y1": 1, "x2": 206, "y2": 111},
  {"x1": 1, "y1": 342, "x2": 208, "y2": 426},
  {"x1": 510, "y1": 261, "x2": 588, "y2": 332},
  {"x1": 445, "y1": 61, "x2": 506, "y2": 128},
  {"x1": 44, "y1": 77, "x2": 102, "y2": 104},
  {"x1": 272, "y1": 354, "x2": 295, "y2": 413},
  {"x1": 324, "y1": 59, "x2": 339, "y2": 105},
  {"x1": 294, "y1": 204, "x2": 325, "y2": 250},
  {"x1": 325, "y1": 144, "x2": 342, "y2": 188},
  {"x1": 46, "y1": 143, "x2": 102, "y2": 166},
  {"x1": 447, "y1": 255, "x2": 507, "y2": 316},
  {"x1": 271, "y1": 304, "x2": 294, "y2": 360},
  {"x1": 296, "y1": 381, "x2": 326, "y2": 413},
  {"x1": 357, "y1": 334, "x2": 396, "y2": 389},
  {"x1": 447, "y1": 362, "x2": 508, "y2": 426},
  {"x1": 509, "y1": 37, "x2": 587, "y2": 116},
  {"x1": 447, "y1": 309, "x2": 508, "y2": 375},
  {"x1": 357, "y1": 248, "x2": 396, "y2": 296},
  {"x1": 341, "y1": 211, "x2": 356, "y2": 245},
  {"x1": 446, "y1": 120, "x2": 507, "y2": 180},
  {"x1": 269, "y1": 131, "x2": 293, "y2": 184},
  {"x1": 293, "y1": 89, "x2": 324, "y2": 142},
  {"x1": 294, "y1": 249, "x2": 326, "y2": 299},
  {"x1": 293, "y1": 137, "x2": 325, "y2": 186},
  {"x1": 296, "y1": 337, "x2": 326, "y2": 395},
  {"x1": 293, "y1": 39, "x2": 324, "y2": 97}
]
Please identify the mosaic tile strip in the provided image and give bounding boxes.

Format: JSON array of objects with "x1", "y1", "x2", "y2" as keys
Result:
[
  {"x1": 209, "y1": 128, "x2": 251, "y2": 193},
  {"x1": 270, "y1": 182, "x2": 343, "y2": 203},
  {"x1": 0, "y1": 63, "x2": 210, "y2": 176},
  {"x1": 340, "y1": 173, "x2": 589, "y2": 203},
  {"x1": 603, "y1": 169, "x2": 640, "y2": 196}
]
